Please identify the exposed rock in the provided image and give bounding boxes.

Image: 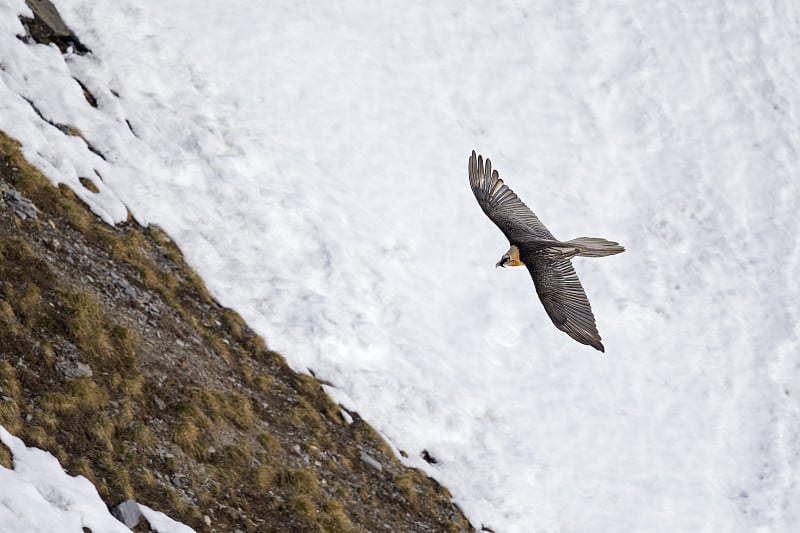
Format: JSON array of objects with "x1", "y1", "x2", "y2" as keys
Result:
[
  {"x1": 54, "y1": 359, "x2": 93, "y2": 379},
  {"x1": 25, "y1": 0, "x2": 70, "y2": 36},
  {"x1": 360, "y1": 451, "x2": 383, "y2": 472},
  {"x1": 152, "y1": 395, "x2": 166, "y2": 411},
  {"x1": 1, "y1": 184, "x2": 38, "y2": 220},
  {"x1": 110, "y1": 499, "x2": 141, "y2": 528},
  {"x1": 20, "y1": 0, "x2": 90, "y2": 54}
]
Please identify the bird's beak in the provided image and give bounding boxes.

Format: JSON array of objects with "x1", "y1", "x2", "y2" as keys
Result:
[{"x1": 495, "y1": 260, "x2": 504, "y2": 268}]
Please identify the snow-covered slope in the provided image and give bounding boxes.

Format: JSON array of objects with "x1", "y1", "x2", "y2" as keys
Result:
[{"x1": 2, "y1": 0, "x2": 799, "y2": 531}]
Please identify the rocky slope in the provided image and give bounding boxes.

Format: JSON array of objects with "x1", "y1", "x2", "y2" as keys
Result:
[{"x1": 0, "y1": 125, "x2": 472, "y2": 532}]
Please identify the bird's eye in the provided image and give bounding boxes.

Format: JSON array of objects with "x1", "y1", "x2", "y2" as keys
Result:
[{"x1": 502, "y1": 255, "x2": 509, "y2": 262}]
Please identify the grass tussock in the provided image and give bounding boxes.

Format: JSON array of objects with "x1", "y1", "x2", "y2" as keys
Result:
[
  {"x1": 254, "y1": 373, "x2": 274, "y2": 393},
  {"x1": 291, "y1": 374, "x2": 342, "y2": 425},
  {"x1": 394, "y1": 472, "x2": 419, "y2": 506},
  {"x1": 59, "y1": 290, "x2": 113, "y2": 358},
  {"x1": 290, "y1": 399, "x2": 322, "y2": 432},
  {"x1": 222, "y1": 309, "x2": 245, "y2": 340},
  {"x1": 172, "y1": 409, "x2": 205, "y2": 456},
  {"x1": 225, "y1": 390, "x2": 253, "y2": 428},
  {"x1": 287, "y1": 494, "x2": 316, "y2": 521},
  {"x1": 0, "y1": 300, "x2": 16, "y2": 322},
  {"x1": 257, "y1": 431, "x2": 282, "y2": 456},
  {"x1": 0, "y1": 361, "x2": 21, "y2": 400},
  {"x1": 0, "y1": 362, "x2": 22, "y2": 434},
  {"x1": 0, "y1": 442, "x2": 11, "y2": 469},
  {"x1": 249, "y1": 463, "x2": 276, "y2": 491},
  {"x1": 320, "y1": 499, "x2": 358, "y2": 533},
  {"x1": 277, "y1": 467, "x2": 321, "y2": 496},
  {"x1": 42, "y1": 377, "x2": 109, "y2": 415}
]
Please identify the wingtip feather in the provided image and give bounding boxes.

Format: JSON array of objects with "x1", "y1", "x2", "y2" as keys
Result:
[{"x1": 594, "y1": 341, "x2": 605, "y2": 353}]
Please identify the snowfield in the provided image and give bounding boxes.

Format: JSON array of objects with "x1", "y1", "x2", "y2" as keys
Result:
[{"x1": 2, "y1": 0, "x2": 800, "y2": 531}]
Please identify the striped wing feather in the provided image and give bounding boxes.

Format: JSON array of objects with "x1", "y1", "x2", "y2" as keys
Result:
[
  {"x1": 468, "y1": 150, "x2": 555, "y2": 241},
  {"x1": 526, "y1": 256, "x2": 604, "y2": 352}
]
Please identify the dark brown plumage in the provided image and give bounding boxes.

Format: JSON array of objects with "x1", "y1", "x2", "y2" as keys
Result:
[{"x1": 468, "y1": 150, "x2": 624, "y2": 352}]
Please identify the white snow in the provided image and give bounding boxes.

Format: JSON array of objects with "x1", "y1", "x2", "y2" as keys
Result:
[
  {"x1": 137, "y1": 503, "x2": 196, "y2": 533},
  {"x1": 0, "y1": 426, "x2": 193, "y2": 533},
  {"x1": 1, "y1": 0, "x2": 799, "y2": 532}
]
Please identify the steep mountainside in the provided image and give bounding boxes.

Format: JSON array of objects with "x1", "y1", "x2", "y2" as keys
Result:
[{"x1": 0, "y1": 131, "x2": 472, "y2": 532}]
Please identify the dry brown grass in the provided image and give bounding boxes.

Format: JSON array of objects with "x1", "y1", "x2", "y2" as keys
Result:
[
  {"x1": 320, "y1": 499, "x2": 360, "y2": 533},
  {"x1": 254, "y1": 373, "x2": 274, "y2": 393},
  {"x1": 59, "y1": 290, "x2": 113, "y2": 358},
  {"x1": 394, "y1": 472, "x2": 419, "y2": 506},
  {"x1": 224, "y1": 390, "x2": 253, "y2": 428},
  {"x1": 0, "y1": 361, "x2": 22, "y2": 434},
  {"x1": 0, "y1": 442, "x2": 11, "y2": 469},
  {"x1": 277, "y1": 467, "x2": 321, "y2": 496},
  {"x1": 256, "y1": 431, "x2": 282, "y2": 456},
  {"x1": 172, "y1": 411, "x2": 203, "y2": 455},
  {"x1": 249, "y1": 463, "x2": 276, "y2": 491}
]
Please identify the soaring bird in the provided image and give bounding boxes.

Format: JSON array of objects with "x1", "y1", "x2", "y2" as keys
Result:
[{"x1": 468, "y1": 150, "x2": 624, "y2": 352}]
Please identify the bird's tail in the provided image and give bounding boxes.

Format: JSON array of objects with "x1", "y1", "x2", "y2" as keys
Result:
[{"x1": 567, "y1": 237, "x2": 625, "y2": 257}]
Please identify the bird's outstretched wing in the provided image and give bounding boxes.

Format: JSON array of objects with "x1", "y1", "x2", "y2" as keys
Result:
[
  {"x1": 527, "y1": 256, "x2": 604, "y2": 352},
  {"x1": 468, "y1": 150, "x2": 555, "y2": 241}
]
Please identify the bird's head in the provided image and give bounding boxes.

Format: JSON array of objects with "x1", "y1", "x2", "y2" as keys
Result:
[{"x1": 496, "y1": 244, "x2": 523, "y2": 268}]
